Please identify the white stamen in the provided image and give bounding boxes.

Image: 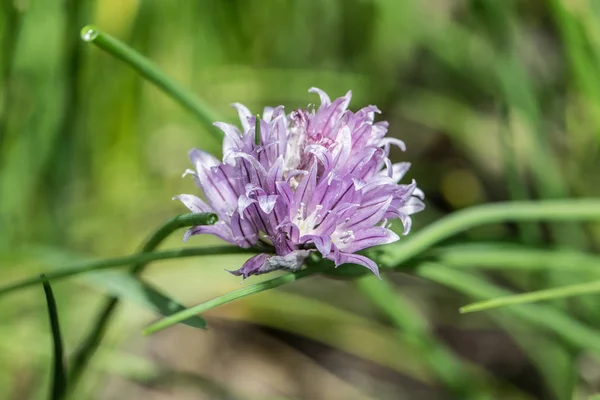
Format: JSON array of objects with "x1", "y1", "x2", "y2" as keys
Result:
[
  {"x1": 294, "y1": 204, "x2": 324, "y2": 235},
  {"x1": 340, "y1": 230, "x2": 355, "y2": 244},
  {"x1": 331, "y1": 229, "x2": 355, "y2": 248}
]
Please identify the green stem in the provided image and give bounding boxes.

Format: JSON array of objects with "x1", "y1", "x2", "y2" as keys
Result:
[
  {"x1": 80, "y1": 25, "x2": 222, "y2": 141},
  {"x1": 68, "y1": 213, "x2": 219, "y2": 386},
  {"x1": 0, "y1": 245, "x2": 254, "y2": 297},
  {"x1": 144, "y1": 265, "x2": 328, "y2": 335},
  {"x1": 380, "y1": 199, "x2": 600, "y2": 267},
  {"x1": 417, "y1": 263, "x2": 600, "y2": 353},
  {"x1": 461, "y1": 280, "x2": 600, "y2": 313},
  {"x1": 133, "y1": 213, "x2": 217, "y2": 272},
  {"x1": 41, "y1": 275, "x2": 67, "y2": 400}
]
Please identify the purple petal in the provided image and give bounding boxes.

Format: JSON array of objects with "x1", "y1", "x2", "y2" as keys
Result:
[
  {"x1": 399, "y1": 213, "x2": 412, "y2": 235},
  {"x1": 303, "y1": 234, "x2": 332, "y2": 257},
  {"x1": 189, "y1": 148, "x2": 220, "y2": 168},
  {"x1": 262, "y1": 106, "x2": 275, "y2": 122},
  {"x1": 355, "y1": 105, "x2": 381, "y2": 123},
  {"x1": 213, "y1": 122, "x2": 243, "y2": 142},
  {"x1": 271, "y1": 114, "x2": 288, "y2": 158},
  {"x1": 173, "y1": 194, "x2": 214, "y2": 213},
  {"x1": 214, "y1": 122, "x2": 245, "y2": 164},
  {"x1": 333, "y1": 253, "x2": 381, "y2": 279},
  {"x1": 412, "y1": 187, "x2": 425, "y2": 200},
  {"x1": 267, "y1": 156, "x2": 285, "y2": 192},
  {"x1": 305, "y1": 144, "x2": 332, "y2": 172},
  {"x1": 258, "y1": 195, "x2": 278, "y2": 214},
  {"x1": 344, "y1": 197, "x2": 392, "y2": 229},
  {"x1": 233, "y1": 152, "x2": 269, "y2": 189},
  {"x1": 337, "y1": 227, "x2": 399, "y2": 253},
  {"x1": 244, "y1": 183, "x2": 266, "y2": 197},
  {"x1": 380, "y1": 137, "x2": 406, "y2": 152},
  {"x1": 399, "y1": 196, "x2": 426, "y2": 216},
  {"x1": 230, "y1": 211, "x2": 258, "y2": 247},
  {"x1": 309, "y1": 91, "x2": 351, "y2": 137},
  {"x1": 309, "y1": 87, "x2": 332, "y2": 107},
  {"x1": 273, "y1": 232, "x2": 296, "y2": 254},
  {"x1": 276, "y1": 181, "x2": 294, "y2": 207},
  {"x1": 372, "y1": 121, "x2": 389, "y2": 141},
  {"x1": 194, "y1": 164, "x2": 239, "y2": 219},
  {"x1": 310, "y1": 178, "x2": 342, "y2": 212},
  {"x1": 227, "y1": 253, "x2": 270, "y2": 279},
  {"x1": 231, "y1": 102, "x2": 252, "y2": 132},
  {"x1": 183, "y1": 223, "x2": 235, "y2": 245},
  {"x1": 293, "y1": 161, "x2": 317, "y2": 209},
  {"x1": 351, "y1": 125, "x2": 373, "y2": 149},
  {"x1": 330, "y1": 125, "x2": 352, "y2": 171},
  {"x1": 237, "y1": 195, "x2": 257, "y2": 216},
  {"x1": 381, "y1": 162, "x2": 411, "y2": 182}
]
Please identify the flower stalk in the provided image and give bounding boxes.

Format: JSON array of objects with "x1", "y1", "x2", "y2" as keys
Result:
[{"x1": 80, "y1": 25, "x2": 222, "y2": 141}]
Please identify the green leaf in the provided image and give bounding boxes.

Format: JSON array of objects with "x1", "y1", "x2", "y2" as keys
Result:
[
  {"x1": 380, "y1": 199, "x2": 600, "y2": 268},
  {"x1": 460, "y1": 279, "x2": 600, "y2": 314},
  {"x1": 144, "y1": 265, "x2": 327, "y2": 335},
  {"x1": 84, "y1": 271, "x2": 206, "y2": 329},
  {"x1": 41, "y1": 275, "x2": 67, "y2": 400}
]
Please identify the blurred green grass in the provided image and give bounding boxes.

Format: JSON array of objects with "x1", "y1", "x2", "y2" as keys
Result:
[{"x1": 2, "y1": 0, "x2": 600, "y2": 399}]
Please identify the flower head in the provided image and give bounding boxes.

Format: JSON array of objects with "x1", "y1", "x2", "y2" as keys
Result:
[{"x1": 175, "y1": 88, "x2": 424, "y2": 278}]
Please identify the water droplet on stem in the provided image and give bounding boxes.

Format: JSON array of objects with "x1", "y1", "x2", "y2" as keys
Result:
[{"x1": 80, "y1": 26, "x2": 98, "y2": 42}]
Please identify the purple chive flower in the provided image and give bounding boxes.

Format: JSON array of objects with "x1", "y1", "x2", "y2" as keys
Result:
[{"x1": 175, "y1": 88, "x2": 424, "y2": 279}]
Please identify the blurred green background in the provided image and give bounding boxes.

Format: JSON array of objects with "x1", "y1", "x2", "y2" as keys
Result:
[{"x1": 2, "y1": 0, "x2": 600, "y2": 399}]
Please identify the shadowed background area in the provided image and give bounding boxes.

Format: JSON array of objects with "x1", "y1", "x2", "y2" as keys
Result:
[{"x1": 2, "y1": 0, "x2": 600, "y2": 399}]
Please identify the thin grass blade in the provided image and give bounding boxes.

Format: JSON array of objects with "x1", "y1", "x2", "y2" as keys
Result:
[
  {"x1": 460, "y1": 280, "x2": 600, "y2": 314},
  {"x1": 143, "y1": 265, "x2": 327, "y2": 335},
  {"x1": 41, "y1": 274, "x2": 67, "y2": 400}
]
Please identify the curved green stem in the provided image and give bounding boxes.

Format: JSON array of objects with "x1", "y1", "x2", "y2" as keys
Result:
[
  {"x1": 144, "y1": 265, "x2": 328, "y2": 335},
  {"x1": 80, "y1": 25, "x2": 222, "y2": 140},
  {"x1": 132, "y1": 213, "x2": 217, "y2": 273},
  {"x1": 68, "y1": 213, "x2": 218, "y2": 386},
  {"x1": 0, "y1": 245, "x2": 254, "y2": 297},
  {"x1": 381, "y1": 199, "x2": 600, "y2": 267}
]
